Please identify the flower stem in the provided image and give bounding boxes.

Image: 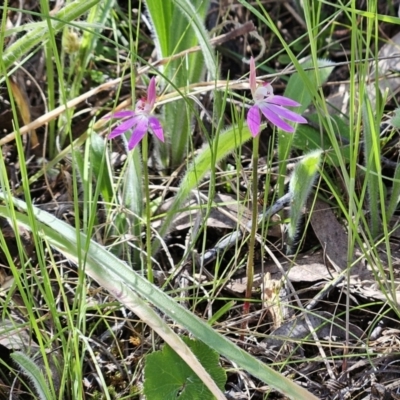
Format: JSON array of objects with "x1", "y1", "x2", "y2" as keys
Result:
[
  {"x1": 243, "y1": 134, "x2": 260, "y2": 322},
  {"x1": 142, "y1": 133, "x2": 153, "y2": 283}
]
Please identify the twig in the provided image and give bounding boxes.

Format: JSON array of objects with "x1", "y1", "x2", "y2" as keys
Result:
[
  {"x1": 0, "y1": 22, "x2": 257, "y2": 147},
  {"x1": 200, "y1": 193, "x2": 292, "y2": 267}
]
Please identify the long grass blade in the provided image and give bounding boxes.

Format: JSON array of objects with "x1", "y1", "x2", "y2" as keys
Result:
[{"x1": 0, "y1": 195, "x2": 318, "y2": 400}]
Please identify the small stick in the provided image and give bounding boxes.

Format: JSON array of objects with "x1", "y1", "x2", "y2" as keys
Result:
[
  {"x1": 0, "y1": 22, "x2": 257, "y2": 147},
  {"x1": 200, "y1": 193, "x2": 292, "y2": 267}
]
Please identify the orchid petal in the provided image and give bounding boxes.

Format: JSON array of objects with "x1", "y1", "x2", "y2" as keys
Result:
[
  {"x1": 149, "y1": 117, "x2": 164, "y2": 142},
  {"x1": 265, "y1": 95, "x2": 301, "y2": 107},
  {"x1": 108, "y1": 116, "x2": 139, "y2": 139},
  {"x1": 147, "y1": 77, "x2": 156, "y2": 108},
  {"x1": 104, "y1": 77, "x2": 165, "y2": 150},
  {"x1": 247, "y1": 105, "x2": 261, "y2": 137},
  {"x1": 259, "y1": 105, "x2": 295, "y2": 133},
  {"x1": 104, "y1": 110, "x2": 136, "y2": 119},
  {"x1": 249, "y1": 57, "x2": 257, "y2": 97},
  {"x1": 266, "y1": 103, "x2": 308, "y2": 123},
  {"x1": 128, "y1": 117, "x2": 149, "y2": 150}
]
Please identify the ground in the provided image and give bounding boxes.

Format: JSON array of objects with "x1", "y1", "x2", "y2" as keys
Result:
[{"x1": 1, "y1": 1, "x2": 400, "y2": 399}]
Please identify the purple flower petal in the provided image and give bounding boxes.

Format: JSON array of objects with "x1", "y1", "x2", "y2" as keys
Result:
[
  {"x1": 259, "y1": 105, "x2": 295, "y2": 133},
  {"x1": 105, "y1": 110, "x2": 136, "y2": 119},
  {"x1": 266, "y1": 103, "x2": 307, "y2": 123},
  {"x1": 147, "y1": 77, "x2": 156, "y2": 108},
  {"x1": 265, "y1": 95, "x2": 301, "y2": 107},
  {"x1": 128, "y1": 117, "x2": 149, "y2": 150},
  {"x1": 149, "y1": 116, "x2": 164, "y2": 142},
  {"x1": 108, "y1": 116, "x2": 140, "y2": 139},
  {"x1": 247, "y1": 105, "x2": 261, "y2": 136},
  {"x1": 105, "y1": 76, "x2": 165, "y2": 150}
]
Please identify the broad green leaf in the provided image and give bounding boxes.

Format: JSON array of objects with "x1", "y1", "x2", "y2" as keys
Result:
[
  {"x1": 89, "y1": 130, "x2": 113, "y2": 208},
  {"x1": 391, "y1": 108, "x2": 400, "y2": 129},
  {"x1": 145, "y1": 0, "x2": 216, "y2": 168},
  {"x1": 11, "y1": 352, "x2": 54, "y2": 400},
  {"x1": 144, "y1": 337, "x2": 226, "y2": 400},
  {"x1": 0, "y1": 195, "x2": 318, "y2": 400},
  {"x1": 284, "y1": 58, "x2": 335, "y2": 113},
  {"x1": 277, "y1": 58, "x2": 334, "y2": 196},
  {"x1": 171, "y1": 0, "x2": 215, "y2": 81},
  {"x1": 293, "y1": 115, "x2": 351, "y2": 166},
  {"x1": 114, "y1": 145, "x2": 143, "y2": 266},
  {"x1": 287, "y1": 149, "x2": 322, "y2": 252}
]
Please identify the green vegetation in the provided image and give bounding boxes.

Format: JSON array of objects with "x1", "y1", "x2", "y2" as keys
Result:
[{"x1": 0, "y1": 1, "x2": 399, "y2": 399}]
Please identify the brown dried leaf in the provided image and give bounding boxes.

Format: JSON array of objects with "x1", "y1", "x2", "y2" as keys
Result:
[
  {"x1": 227, "y1": 250, "x2": 334, "y2": 294},
  {"x1": 9, "y1": 76, "x2": 39, "y2": 150},
  {"x1": 310, "y1": 199, "x2": 400, "y2": 303},
  {"x1": 263, "y1": 311, "x2": 364, "y2": 350},
  {"x1": 309, "y1": 199, "x2": 348, "y2": 271}
]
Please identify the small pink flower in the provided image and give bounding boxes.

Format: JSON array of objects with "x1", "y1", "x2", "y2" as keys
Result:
[
  {"x1": 106, "y1": 77, "x2": 164, "y2": 150},
  {"x1": 247, "y1": 57, "x2": 307, "y2": 136}
]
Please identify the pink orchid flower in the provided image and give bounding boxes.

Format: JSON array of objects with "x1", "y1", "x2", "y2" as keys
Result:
[
  {"x1": 247, "y1": 57, "x2": 307, "y2": 136},
  {"x1": 106, "y1": 77, "x2": 164, "y2": 150}
]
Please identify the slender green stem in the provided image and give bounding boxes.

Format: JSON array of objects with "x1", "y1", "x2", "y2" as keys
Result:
[
  {"x1": 244, "y1": 135, "x2": 260, "y2": 315},
  {"x1": 44, "y1": 39, "x2": 56, "y2": 158},
  {"x1": 142, "y1": 133, "x2": 153, "y2": 283}
]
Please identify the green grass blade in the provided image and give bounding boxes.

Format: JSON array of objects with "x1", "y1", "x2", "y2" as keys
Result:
[
  {"x1": 153, "y1": 123, "x2": 253, "y2": 255},
  {"x1": 278, "y1": 58, "x2": 334, "y2": 196},
  {"x1": 2, "y1": 0, "x2": 101, "y2": 72},
  {"x1": 386, "y1": 165, "x2": 400, "y2": 223},
  {"x1": 362, "y1": 93, "x2": 382, "y2": 238},
  {"x1": 284, "y1": 59, "x2": 335, "y2": 114},
  {"x1": 145, "y1": 0, "x2": 216, "y2": 168},
  {"x1": 172, "y1": 0, "x2": 215, "y2": 79},
  {"x1": 0, "y1": 196, "x2": 318, "y2": 400}
]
